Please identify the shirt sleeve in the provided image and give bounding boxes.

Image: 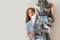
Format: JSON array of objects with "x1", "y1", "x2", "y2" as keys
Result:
[{"x1": 25, "y1": 23, "x2": 30, "y2": 32}]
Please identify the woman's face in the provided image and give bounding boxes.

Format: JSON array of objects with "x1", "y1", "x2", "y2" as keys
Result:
[{"x1": 28, "y1": 9, "x2": 35, "y2": 18}]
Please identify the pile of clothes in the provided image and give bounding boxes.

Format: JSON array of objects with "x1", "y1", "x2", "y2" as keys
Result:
[{"x1": 31, "y1": 0, "x2": 54, "y2": 40}]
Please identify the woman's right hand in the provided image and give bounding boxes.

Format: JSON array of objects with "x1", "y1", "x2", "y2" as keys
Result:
[
  {"x1": 29, "y1": 33, "x2": 35, "y2": 39},
  {"x1": 27, "y1": 32, "x2": 35, "y2": 39}
]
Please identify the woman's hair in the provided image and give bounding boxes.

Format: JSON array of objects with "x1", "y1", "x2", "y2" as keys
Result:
[{"x1": 26, "y1": 7, "x2": 35, "y2": 23}]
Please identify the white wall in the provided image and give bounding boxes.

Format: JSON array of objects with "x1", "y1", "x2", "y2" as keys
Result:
[
  {"x1": 0, "y1": 0, "x2": 60, "y2": 40},
  {"x1": 0, "y1": 0, "x2": 38, "y2": 40}
]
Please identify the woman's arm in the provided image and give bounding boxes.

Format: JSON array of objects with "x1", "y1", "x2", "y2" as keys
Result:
[
  {"x1": 50, "y1": 3, "x2": 55, "y2": 22},
  {"x1": 25, "y1": 23, "x2": 35, "y2": 39}
]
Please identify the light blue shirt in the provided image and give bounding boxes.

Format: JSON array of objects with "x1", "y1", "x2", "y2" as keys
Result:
[
  {"x1": 25, "y1": 20, "x2": 34, "y2": 33},
  {"x1": 25, "y1": 20, "x2": 35, "y2": 40}
]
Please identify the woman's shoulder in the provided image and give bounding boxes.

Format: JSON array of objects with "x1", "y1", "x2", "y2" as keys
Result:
[
  {"x1": 25, "y1": 20, "x2": 32, "y2": 30},
  {"x1": 25, "y1": 20, "x2": 32, "y2": 25}
]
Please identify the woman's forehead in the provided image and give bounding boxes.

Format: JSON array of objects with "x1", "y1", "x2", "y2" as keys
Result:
[
  {"x1": 28, "y1": 9, "x2": 34, "y2": 12},
  {"x1": 28, "y1": 9, "x2": 32, "y2": 11}
]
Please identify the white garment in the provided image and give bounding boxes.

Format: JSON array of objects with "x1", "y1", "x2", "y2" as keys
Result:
[{"x1": 31, "y1": 11, "x2": 38, "y2": 25}]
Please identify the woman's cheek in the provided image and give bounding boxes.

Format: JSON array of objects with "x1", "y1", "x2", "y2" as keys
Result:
[
  {"x1": 29, "y1": 14, "x2": 32, "y2": 17},
  {"x1": 32, "y1": 13, "x2": 35, "y2": 16},
  {"x1": 29, "y1": 12, "x2": 35, "y2": 17}
]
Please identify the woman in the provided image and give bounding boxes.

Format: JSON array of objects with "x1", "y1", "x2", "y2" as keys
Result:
[
  {"x1": 25, "y1": 4, "x2": 55, "y2": 40},
  {"x1": 25, "y1": 7, "x2": 35, "y2": 40}
]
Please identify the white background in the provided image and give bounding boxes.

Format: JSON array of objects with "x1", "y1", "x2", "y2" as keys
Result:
[{"x1": 0, "y1": 0, "x2": 60, "y2": 40}]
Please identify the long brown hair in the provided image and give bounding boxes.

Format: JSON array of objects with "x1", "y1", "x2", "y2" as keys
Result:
[{"x1": 26, "y1": 7, "x2": 35, "y2": 23}]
